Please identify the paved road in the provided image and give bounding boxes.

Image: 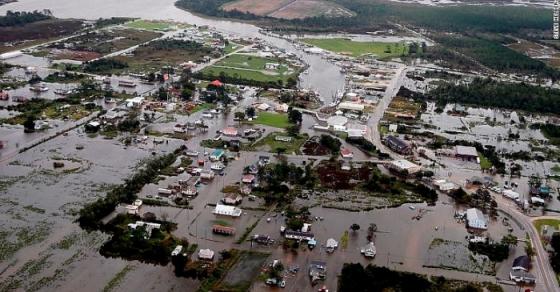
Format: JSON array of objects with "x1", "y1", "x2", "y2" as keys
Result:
[
  {"x1": 488, "y1": 190, "x2": 560, "y2": 291},
  {"x1": 365, "y1": 63, "x2": 407, "y2": 160}
]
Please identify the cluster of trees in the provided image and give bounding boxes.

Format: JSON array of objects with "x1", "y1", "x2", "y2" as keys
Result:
[
  {"x1": 84, "y1": 59, "x2": 128, "y2": 73},
  {"x1": 176, "y1": 0, "x2": 551, "y2": 35},
  {"x1": 428, "y1": 78, "x2": 560, "y2": 115},
  {"x1": 43, "y1": 71, "x2": 86, "y2": 83},
  {"x1": 100, "y1": 214, "x2": 181, "y2": 265},
  {"x1": 256, "y1": 160, "x2": 316, "y2": 204},
  {"x1": 0, "y1": 10, "x2": 51, "y2": 27},
  {"x1": 94, "y1": 17, "x2": 132, "y2": 28},
  {"x1": 433, "y1": 34, "x2": 560, "y2": 80},
  {"x1": 346, "y1": 136, "x2": 377, "y2": 155},
  {"x1": 550, "y1": 233, "x2": 560, "y2": 273},
  {"x1": 78, "y1": 151, "x2": 180, "y2": 230},
  {"x1": 531, "y1": 123, "x2": 560, "y2": 145},
  {"x1": 319, "y1": 134, "x2": 341, "y2": 155},
  {"x1": 468, "y1": 236, "x2": 515, "y2": 262},
  {"x1": 363, "y1": 168, "x2": 438, "y2": 204},
  {"x1": 339, "y1": 264, "x2": 487, "y2": 292}
]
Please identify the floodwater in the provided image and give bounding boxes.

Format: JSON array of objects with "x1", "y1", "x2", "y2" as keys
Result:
[{"x1": 0, "y1": 0, "x2": 346, "y2": 101}]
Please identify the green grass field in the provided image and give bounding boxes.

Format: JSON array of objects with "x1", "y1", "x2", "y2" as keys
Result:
[
  {"x1": 200, "y1": 53, "x2": 298, "y2": 84},
  {"x1": 301, "y1": 38, "x2": 409, "y2": 58},
  {"x1": 125, "y1": 20, "x2": 173, "y2": 31},
  {"x1": 534, "y1": 219, "x2": 560, "y2": 236},
  {"x1": 249, "y1": 112, "x2": 291, "y2": 128},
  {"x1": 478, "y1": 152, "x2": 492, "y2": 170},
  {"x1": 247, "y1": 132, "x2": 308, "y2": 154}
]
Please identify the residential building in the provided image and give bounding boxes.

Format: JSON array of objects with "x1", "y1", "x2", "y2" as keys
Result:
[
  {"x1": 387, "y1": 159, "x2": 421, "y2": 175},
  {"x1": 222, "y1": 193, "x2": 242, "y2": 205},
  {"x1": 210, "y1": 149, "x2": 225, "y2": 161},
  {"x1": 198, "y1": 248, "x2": 215, "y2": 260},
  {"x1": 455, "y1": 146, "x2": 478, "y2": 161},
  {"x1": 384, "y1": 135, "x2": 411, "y2": 155}
]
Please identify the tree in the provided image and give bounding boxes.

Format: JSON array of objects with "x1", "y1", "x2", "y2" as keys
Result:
[
  {"x1": 245, "y1": 107, "x2": 256, "y2": 118},
  {"x1": 234, "y1": 111, "x2": 245, "y2": 121},
  {"x1": 350, "y1": 223, "x2": 360, "y2": 232},
  {"x1": 288, "y1": 108, "x2": 302, "y2": 125},
  {"x1": 501, "y1": 234, "x2": 518, "y2": 247},
  {"x1": 23, "y1": 115, "x2": 36, "y2": 133}
]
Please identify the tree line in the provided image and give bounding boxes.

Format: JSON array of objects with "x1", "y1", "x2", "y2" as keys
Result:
[
  {"x1": 426, "y1": 78, "x2": 560, "y2": 115},
  {"x1": 0, "y1": 10, "x2": 51, "y2": 27}
]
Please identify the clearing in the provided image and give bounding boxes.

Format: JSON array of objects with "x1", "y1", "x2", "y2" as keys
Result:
[
  {"x1": 221, "y1": 0, "x2": 353, "y2": 19},
  {"x1": 301, "y1": 38, "x2": 409, "y2": 58},
  {"x1": 246, "y1": 132, "x2": 308, "y2": 154},
  {"x1": 248, "y1": 112, "x2": 291, "y2": 128},
  {"x1": 200, "y1": 53, "x2": 299, "y2": 85},
  {"x1": 124, "y1": 19, "x2": 178, "y2": 31}
]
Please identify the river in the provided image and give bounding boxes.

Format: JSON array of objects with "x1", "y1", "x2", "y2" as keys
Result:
[{"x1": 0, "y1": 0, "x2": 346, "y2": 100}]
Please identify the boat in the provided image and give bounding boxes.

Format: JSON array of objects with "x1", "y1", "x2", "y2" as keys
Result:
[
  {"x1": 54, "y1": 88, "x2": 72, "y2": 96},
  {"x1": 118, "y1": 80, "x2": 136, "y2": 87},
  {"x1": 29, "y1": 84, "x2": 49, "y2": 92}
]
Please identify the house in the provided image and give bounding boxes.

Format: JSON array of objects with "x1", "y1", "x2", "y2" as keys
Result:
[
  {"x1": 256, "y1": 103, "x2": 270, "y2": 111},
  {"x1": 388, "y1": 124, "x2": 398, "y2": 133},
  {"x1": 387, "y1": 159, "x2": 421, "y2": 175},
  {"x1": 252, "y1": 234, "x2": 273, "y2": 245},
  {"x1": 200, "y1": 170, "x2": 215, "y2": 180},
  {"x1": 275, "y1": 135, "x2": 292, "y2": 142},
  {"x1": 125, "y1": 204, "x2": 140, "y2": 215},
  {"x1": 284, "y1": 230, "x2": 314, "y2": 241},
  {"x1": 384, "y1": 135, "x2": 411, "y2": 155},
  {"x1": 127, "y1": 221, "x2": 161, "y2": 238},
  {"x1": 509, "y1": 270, "x2": 536, "y2": 284},
  {"x1": 182, "y1": 185, "x2": 198, "y2": 197},
  {"x1": 275, "y1": 103, "x2": 289, "y2": 113},
  {"x1": 455, "y1": 146, "x2": 478, "y2": 161},
  {"x1": 340, "y1": 148, "x2": 353, "y2": 159},
  {"x1": 242, "y1": 174, "x2": 255, "y2": 184},
  {"x1": 213, "y1": 204, "x2": 242, "y2": 217},
  {"x1": 326, "y1": 238, "x2": 338, "y2": 253},
  {"x1": 512, "y1": 255, "x2": 531, "y2": 272},
  {"x1": 198, "y1": 248, "x2": 215, "y2": 260},
  {"x1": 308, "y1": 261, "x2": 327, "y2": 284},
  {"x1": 241, "y1": 185, "x2": 252, "y2": 195},
  {"x1": 265, "y1": 63, "x2": 280, "y2": 70},
  {"x1": 338, "y1": 101, "x2": 364, "y2": 112},
  {"x1": 465, "y1": 208, "x2": 488, "y2": 230},
  {"x1": 433, "y1": 180, "x2": 458, "y2": 193},
  {"x1": 222, "y1": 127, "x2": 238, "y2": 137},
  {"x1": 210, "y1": 149, "x2": 225, "y2": 161},
  {"x1": 222, "y1": 193, "x2": 242, "y2": 205},
  {"x1": 212, "y1": 225, "x2": 236, "y2": 236},
  {"x1": 209, "y1": 79, "x2": 223, "y2": 87},
  {"x1": 84, "y1": 121, "x2": 101, "y2": 133}
]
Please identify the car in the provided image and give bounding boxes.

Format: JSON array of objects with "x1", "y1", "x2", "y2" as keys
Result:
[{"x1": 267, "y1": 217, "x2": 272, "y2": 223}]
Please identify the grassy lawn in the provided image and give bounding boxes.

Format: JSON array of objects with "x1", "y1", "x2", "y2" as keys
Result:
[
  {"x1": 301, "y1": 38, "x2": 409, "y2": 58},
  {"x1": 191, "y1": 103, "x2": 215, "y2": 114},
  {"x1": 534, "y1": 219, "x2": 560, "y2": 236},
  {"x1": 124, "y1": 20, "x2": 173, "y2": 31},
  {"x1": 200, "y1": 54, "x2": 299, "y2": 84},
  {"x1": 478, "y1": 152, "x2": 492, "y2": 170},
  {"x1": 249, "y1": 112, "x2": 291, "y2": 128},
  {"x1": 247, "y1": 132, "x2": 308, "y2": 154}
]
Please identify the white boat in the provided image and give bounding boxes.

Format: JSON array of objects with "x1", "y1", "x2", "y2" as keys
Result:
[{"x1": 29, "y1": 84, "x2": 49, "y2": 92}]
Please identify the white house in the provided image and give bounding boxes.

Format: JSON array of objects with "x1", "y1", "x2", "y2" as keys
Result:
[{"x1": 198, "y1": 248, "x2": 215, "y2": 260}]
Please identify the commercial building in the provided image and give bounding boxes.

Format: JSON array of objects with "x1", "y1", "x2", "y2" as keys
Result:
[
  {"x1": 465, "y1": 208, "x2": 488, "y2": 230},
  {"x1": 213, "y1": 204, "x2": 242, "y2": 217}
]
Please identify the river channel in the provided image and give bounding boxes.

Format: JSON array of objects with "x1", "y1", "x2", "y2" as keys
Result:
[{"x1": 0, "y1": 0, "x2": 346, "y2": 101}]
